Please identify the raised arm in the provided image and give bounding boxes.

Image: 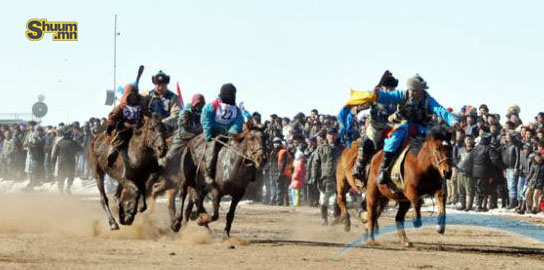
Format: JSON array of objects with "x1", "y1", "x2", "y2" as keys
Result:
[{"x1": 428, "y1": 96, "x2": 458, "y2": 127}]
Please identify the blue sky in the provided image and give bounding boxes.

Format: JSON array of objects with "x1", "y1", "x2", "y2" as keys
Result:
[{"x1": 1, "y1": 0, "x2": 543, "y2": 125}]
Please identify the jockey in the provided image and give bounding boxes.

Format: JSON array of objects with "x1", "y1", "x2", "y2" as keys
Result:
[
  {"x1": 373, "y1": 74, "x2": 458, "y2": 185},
  {"x1": 161, "y1": 93, "x2": 206, "y2": 165},
  {"x1": 106, "y1": 83, "x2": 148, "y2": 168},
  {"x1": 143, "y1": 70, "x2": 180, "y2": 122},
  {"x1": 352, "y1": 74, "x2": 399, "y2": 180},
  {"x1": 201, "y1": 83, "x2": 245, "y2": 184}
]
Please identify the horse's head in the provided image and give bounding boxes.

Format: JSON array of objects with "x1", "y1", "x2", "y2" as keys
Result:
[
  {"x1": 116, "y1": 181, "x2": 140, "y2": 225},
  {"x1": 426, "y1": 126, "x2": 453, "y2": 179},
  {"x1": 143, "y1": 116, "x2": 168, "y2": 159},
  {"x1": 238, "y1": 121, "x2": 266, "y2": 169}
]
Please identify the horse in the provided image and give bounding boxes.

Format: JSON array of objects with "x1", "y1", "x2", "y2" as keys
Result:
[
  {"x1": 334, "y1": 140, "x2": 364, "y2": 232},
  {"x1": 88, "y1": 116, "x2": 168, "y2": 230},
  {"x1": 174, "y1": 122, "x2": 266, "y2": 238},
  {"x1": 364, "y1": 127, "x2": 452, "y2": 247},
  {"x1": 334, "y1": 140, "x2": 388, "y2": 233}
]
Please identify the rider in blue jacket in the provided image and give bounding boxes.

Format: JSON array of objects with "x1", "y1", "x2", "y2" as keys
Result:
[
  {"x1": 373, "y1": 74, "x2": 458, "y2": 185},
  {"x1": 201, "y1": 83, "x2": 245, "y2": 184}
]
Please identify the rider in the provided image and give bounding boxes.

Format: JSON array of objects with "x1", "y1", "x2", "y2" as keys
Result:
[
  {"x1": 372, "y1": 74, "x2": 459, "y2": 185},
  {"x1": 106, "y1": 83, "x2": 148, "y2": 168},
  {"x1": 161, "y1": 93, "x2": 206, "y2": 165},
  {"x1": 144, "y1": 70, "x2": 180, "y2": 122},
  {"x1": 201, "y1": 83, "x2": 245, "y2": 184},
  {"x1": 352, "y1": 74, "x2": 399, "y2": 181}
]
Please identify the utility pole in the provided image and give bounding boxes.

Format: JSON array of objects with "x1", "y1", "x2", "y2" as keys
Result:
[{"x1": 113, "y1": 14, "x2": 120, "y2": 104}]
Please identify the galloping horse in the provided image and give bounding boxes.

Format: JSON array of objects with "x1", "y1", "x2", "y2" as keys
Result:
[
  {"x1": 174, "y1": 122, "x2": 266, "y2": 238},
  {"x1": 365, "y1": 127, "x2": 452, "y2": 247},
  {"x1": 88, "y1": 116, "x2": 167, "y2": 230},
  {"x1": 334, "y1": 140, "x2": 364, "y2": 232}
]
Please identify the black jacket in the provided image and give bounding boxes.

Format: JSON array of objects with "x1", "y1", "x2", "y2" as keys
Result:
[
  {"x1": 501, "y1": 143, "x2": 520, "y2": 169},
  {"x1": 471, "y1": 136, "x2": 498, "y2": 178},
  {"x1": 527, "y1": 160, "x2": 544, "y2": 189}
]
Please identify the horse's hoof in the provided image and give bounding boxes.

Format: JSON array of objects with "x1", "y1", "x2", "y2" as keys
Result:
[
  {"x1": 436, "y1": 225, "x2": 446, "y2": 234},
  {"x1": 367, "y1": 240, "x2": 380, "y2": 247},
  {"x1": 171, "y1": 221, "x2": 181, "y2": 232},
  {"x1": 403, "y1": 241, "x2": 413, "y2": 248},
  {"x1": 197, "y1": 214, "x2": 211, "y2": 226},
  {"x1": 343, "y1": 218, "x2": 351, "y2": 232},
  {"x1": 139, "y1": 205, "x2": 147, "y2": 213},
  {"x1": 222, "y1": 230, "x2": 230, "y2": 240},
  {"x1": 412, "y1": 218, "x2": 422, "y2": 228},
  {"x1": 190, "y1": 211, "x2": 199, "y2": 221},
  {"x1": 109, "y1": 223, "x2": 120, "y2": 230}
]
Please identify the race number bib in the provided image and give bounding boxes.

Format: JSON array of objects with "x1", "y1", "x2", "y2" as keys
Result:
[
  {"x1": 215, "y1": 103, "x2": 238, "y2": 125},
  {"x1": 123, "y1": 105, "x2": 142, "y2": 121}
]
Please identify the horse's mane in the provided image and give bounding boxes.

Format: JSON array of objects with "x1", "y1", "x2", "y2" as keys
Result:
[{"x1": 233, "y1": 122, "x2": 264, "y2": 142}]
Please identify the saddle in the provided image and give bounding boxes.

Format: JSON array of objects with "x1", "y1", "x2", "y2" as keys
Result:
[{"x1": 390, "y1": 136, "x2": 425, "y2": 191}]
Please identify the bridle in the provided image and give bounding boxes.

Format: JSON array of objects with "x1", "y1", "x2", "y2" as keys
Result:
[
  {"x1": 431, "y1": 143, "x2": 450, "y2": 168},
  {"x1": 214, "y1": 133, "x2": 262, "y2": 166}
]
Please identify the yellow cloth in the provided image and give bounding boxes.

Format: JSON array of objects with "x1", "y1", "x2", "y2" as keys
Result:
[{"x1": 345, "y1": 89, "x2": 377, "y2": 107}]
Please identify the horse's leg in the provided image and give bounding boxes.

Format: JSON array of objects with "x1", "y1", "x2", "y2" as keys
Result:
[
  {"x1": 172, "y1": 186, "x2": 187, "y2": 232},
  {"x1": 223, "y1": 192, "x2": 244, "y2": 239},
  {"x1": 138, "y1": 182, "x2": 147, "y2": 213},
  {"x1": 365, "y1": 189, "x2": 379, "y2": 246},
  {"x1": 198, "y1": 188, "x2": 220, "y2": 226},
  {"x1": 334, "y1": 179, "x2": 351, "y2": 232},
  {"x1": 96, "y1": 170, "x2": 119, "y2": 230},
  {"x1": 164, "y1": 189, "x2": 177, "y2": 231},
  {"x1": 395, "y1": 201, "x2": 412, "y2": 247},
  {"x1": 435, "y1": 188, "x2": 447, "y2": 234},
  {"x1": 182, "y1": 188, "x2": 195, "y2": 227},
  {"x1": 405, "y1": 189, "x2": 422, "y2": 228}
]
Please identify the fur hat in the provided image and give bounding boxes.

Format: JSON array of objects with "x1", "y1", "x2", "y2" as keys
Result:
[
  {"x1": 382, "y1": 76, "x2": 399, "y2": 88},
  {"x1": 152, "y1": 70, "x2": 170, "y2": 85},
  {"x1": 507, "y1": 104, "x2": 520, "y2": 115},
  {"x1": 406, "y1": 74, "x2": 429, "y2": 90}
]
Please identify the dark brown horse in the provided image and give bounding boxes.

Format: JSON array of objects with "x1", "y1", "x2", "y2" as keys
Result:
[
  {"x1": 365, "y1": 127, "x2": 452, "y2": 247},
  {"x1": 174, "y1": 122, "x2": 266, "y2": 237},
  {"x1": 88, "y1": 116, "x2": 167, "y2": 230}
]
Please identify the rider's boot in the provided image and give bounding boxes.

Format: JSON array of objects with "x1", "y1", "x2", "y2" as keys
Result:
[
  {"x1": 377, "y1": 151, "x2": 395, "y2": 185},
  {"x1": 204, "y1": 141, "x2": 218, "y2": 185}
]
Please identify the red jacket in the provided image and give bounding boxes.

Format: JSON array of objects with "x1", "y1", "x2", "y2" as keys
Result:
[{"x1": 290, "y1": 156, "x2": 306, "y2": 189}]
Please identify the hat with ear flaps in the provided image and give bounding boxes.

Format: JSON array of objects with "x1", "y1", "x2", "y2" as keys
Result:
[
  {"x1": 407, "y1": 74, "x2": 429, "y2": 90},
  {"x1": 152, "y1": 70, "x2": 170, "y2": 84}
]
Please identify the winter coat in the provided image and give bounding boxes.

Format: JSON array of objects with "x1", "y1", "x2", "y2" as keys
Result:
[
  {"x1": 312, "y1": 143, "x2": 344, "y2": 192},
  {"x1": 471, "y1": 138, "x2": 494, "y2": 178},
  {"x1": 201, "y1": 99, "x2": 244, "y2": 141},
  {"x1": 501, "y1": 143, "x2": 520, "y2": 169},
  {"x1": 519, "y1": 151, "x2": 534, "y2": 175},
  {"x1": 51, "y1": 137, "x2": 84, "y2": 175},
  {"x1": 454, "y1": 146, "x2": 473, "y2": 175},
  {"x1": 290, "y1": 155, "x2": 306, "y2": 189},
  {"x1": 527, "y1": 160, "x2": 544, "y2": 189}
]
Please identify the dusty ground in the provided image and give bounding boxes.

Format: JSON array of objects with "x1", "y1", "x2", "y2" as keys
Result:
[{"x1": 0, "y1": 194, "x2": 543, "y2": 270}]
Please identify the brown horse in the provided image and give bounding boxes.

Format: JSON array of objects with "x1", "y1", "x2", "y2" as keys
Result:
[
  {"x1": 365, "y1": 127, "x2": 452, "y2": 247},
  {"x1": 334, "y1": 140, "x2": 364, "y2": 232},
  {"x1": 174, "y1": 122, "x2": 266, "y2": 238},
  {"x1": 88, "y1": 116, "x2": 167, "y2": 230}
]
